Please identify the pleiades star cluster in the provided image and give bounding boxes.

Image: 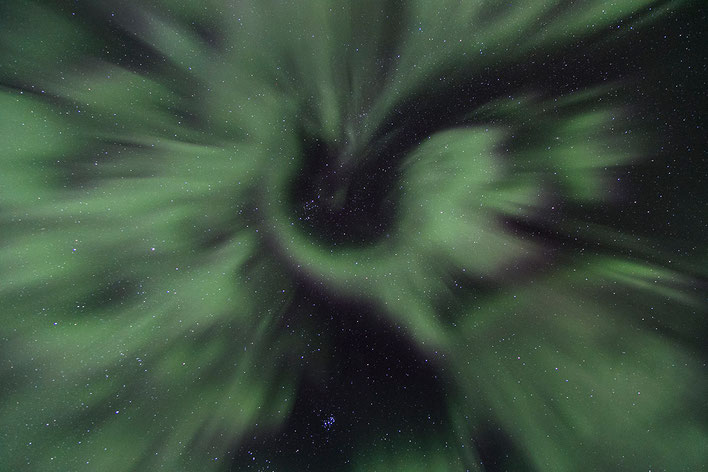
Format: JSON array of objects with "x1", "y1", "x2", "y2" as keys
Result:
[{"x1": 0, "y1": 1, "x2": 706, "y2": 471}]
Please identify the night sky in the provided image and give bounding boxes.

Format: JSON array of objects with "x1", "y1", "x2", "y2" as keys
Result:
[{"x1": 1, "y1": 1, "x2": 706, "y2": 471}]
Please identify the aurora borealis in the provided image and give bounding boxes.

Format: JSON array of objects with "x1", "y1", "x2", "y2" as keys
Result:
[{"x1": 1, "y1": 0, "x2": 706, "y2": 470}]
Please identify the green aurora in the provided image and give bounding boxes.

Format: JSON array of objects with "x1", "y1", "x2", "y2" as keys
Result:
[{"x1": 1, "y1": 0, "x2": 706, "y2": 470}]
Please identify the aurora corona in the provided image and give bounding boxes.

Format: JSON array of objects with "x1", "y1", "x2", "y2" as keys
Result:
[{"x1": 1, "y1": 1, "x2": 706, "y2": 470}]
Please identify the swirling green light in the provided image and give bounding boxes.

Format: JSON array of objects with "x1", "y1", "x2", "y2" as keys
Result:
[{"x1": 1, "y1": 1, "x2": 705, "y2": 470}]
